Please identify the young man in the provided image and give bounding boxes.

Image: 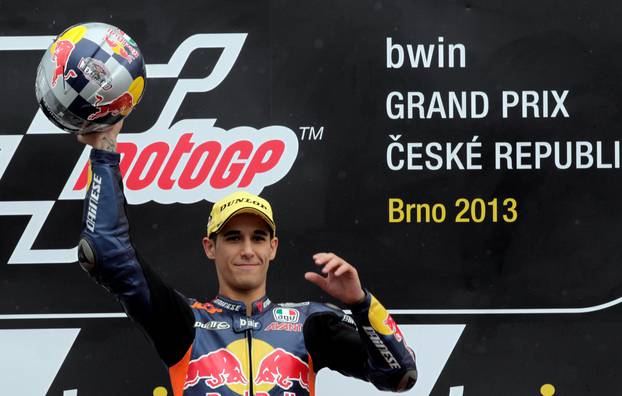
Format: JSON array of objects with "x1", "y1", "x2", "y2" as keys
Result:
[{"x1": 77, "y1": 122, "x2": 417, "y2": 396}]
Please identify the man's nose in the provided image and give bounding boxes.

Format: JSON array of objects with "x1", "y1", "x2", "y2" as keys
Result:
[{"x1": 241, "y1": 238, "x2": 254, "y2": 258}]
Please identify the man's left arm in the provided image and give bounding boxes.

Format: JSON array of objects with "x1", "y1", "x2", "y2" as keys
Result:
[{"x1": 304, "y1": 253, "x2": 417, "y2": 392}]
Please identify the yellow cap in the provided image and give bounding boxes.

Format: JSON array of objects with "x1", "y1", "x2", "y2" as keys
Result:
[{"x1": 207, "y1": 191, "x2": 276, "y2": 238}]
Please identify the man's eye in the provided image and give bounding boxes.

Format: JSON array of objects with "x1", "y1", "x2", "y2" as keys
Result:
[
  {"x1": 253, "y1": 236, "x2": 266, "y2": 241},
  {"x1": 226, "y1": 236, "x2": 240, "y2": 241}
]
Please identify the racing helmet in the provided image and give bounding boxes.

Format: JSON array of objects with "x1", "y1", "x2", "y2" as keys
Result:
[{"x1": 35, "y1": 22, "x2": 146, "y2": 133}]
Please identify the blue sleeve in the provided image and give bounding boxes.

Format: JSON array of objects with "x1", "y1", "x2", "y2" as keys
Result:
[
  {"x1": 78, "y1": 148, "x2": 195, "y2": 367},
  {"x1": 348, "y1": 291, "x2": 418, "y2": 391},
  {"x1": 304, "y1": 292, "x2": 417, "y2": 392}
]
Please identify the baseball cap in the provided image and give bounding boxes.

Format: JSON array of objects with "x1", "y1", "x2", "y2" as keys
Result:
[{"x1": 207, "y1": 191, "x2": 276, "y2": 238}]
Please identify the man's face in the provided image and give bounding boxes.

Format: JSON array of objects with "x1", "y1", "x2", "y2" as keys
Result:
[{"x1": 203, "y1": 213, "x2": 278, "y2": 296}]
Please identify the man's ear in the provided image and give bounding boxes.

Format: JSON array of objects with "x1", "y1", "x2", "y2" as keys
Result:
[
  {"x1": 203, "y1": 236, "x2": 216, "y2": 259},
  {"x1": 269, "y1": 236, "x2": 279, "y2": 260}
]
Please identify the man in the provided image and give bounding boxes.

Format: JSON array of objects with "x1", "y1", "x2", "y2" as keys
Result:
[{"x1": 77, "y1": 122, "x2": 417, "y2": 396}]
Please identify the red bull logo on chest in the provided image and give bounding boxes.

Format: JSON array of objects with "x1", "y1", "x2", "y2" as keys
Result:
[
  {"x1": 254, "y1": 348, "x2": 309, "y2": 390},
  {"x1": 184, "y1": 349, "x2": 248, "y2": 390},
  {"x1": 183, "y1": 339, "x2": 311, "y2": 395}
]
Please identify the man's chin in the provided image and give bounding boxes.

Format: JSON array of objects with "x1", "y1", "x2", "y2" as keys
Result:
[{"x1": 231, "y1": 277, "x2": 264, "y2": 293}]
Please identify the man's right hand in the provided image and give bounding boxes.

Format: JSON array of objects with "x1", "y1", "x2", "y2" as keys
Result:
[{"x1": 76, "y1": 120, "x2": 123, "y2": 152}]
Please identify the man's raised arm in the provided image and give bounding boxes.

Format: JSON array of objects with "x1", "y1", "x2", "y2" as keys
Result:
[{"x1": 77, "y1": 123, "x2": 195, "y2": 367}]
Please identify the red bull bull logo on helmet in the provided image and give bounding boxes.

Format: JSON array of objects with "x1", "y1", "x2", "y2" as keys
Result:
[
  {"x1": 87, "y1": 75, "x2": 145, "y2": 121},
  {"x1": 50, "y1": 39, "x2": 77, "y2": 88},
  {"x1": 87, "y1": 92, "x2": 134, "y2": 120},
  {"x1": 49, "y1": 25, "x2": 87, "y2": 89}
]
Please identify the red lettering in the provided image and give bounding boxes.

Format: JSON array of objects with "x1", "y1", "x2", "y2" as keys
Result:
[
  {"x1": 126, "y1": 142, "x2": 169, "y2": 190},
  {"x1": 157, "y1": 133, "x2": 194, "y2": 190},
  {"x1": 73, "y1": 162, "x2": 89, "y2": 191},
  {"x1": 211, "y1": 141, "x2": 253, "y2": 189},
  {"x1": 238, "y1": 140, "x2": 285, "y2": 187},
  {"x1": 178, "y1": 141, "x2": 221, "y2": 189},
  {"x1": 117, "y1": 142, "x2": 137, "y2": 178},
  {"x1": 72, "y1": 142, "x2": 137, "y2": 190},
  {"x1": 71, "y1": 135, "x2": 290, "y2": 194}
]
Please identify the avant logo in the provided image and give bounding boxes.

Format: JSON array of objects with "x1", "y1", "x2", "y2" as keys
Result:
[{"x1": 0, "y1": 33, "x2": 298, "y2": 263}]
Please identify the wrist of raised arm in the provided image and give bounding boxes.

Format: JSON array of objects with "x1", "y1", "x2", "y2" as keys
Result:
[{"x1": 346, "y1": 289, "x2": 371, "y2": 313}]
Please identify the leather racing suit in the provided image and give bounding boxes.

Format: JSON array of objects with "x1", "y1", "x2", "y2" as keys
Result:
[{"x1": 78, "y1": 149, "x2": 418, "y2": 396}]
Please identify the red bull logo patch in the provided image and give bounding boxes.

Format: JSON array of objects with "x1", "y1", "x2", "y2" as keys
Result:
[
  {"x1": 184, "y1": 339, "x2": 311, "y2": 395},
  {"x1": 368, "y1": 295, "x2": 404, "y2": 342},
  {"x1": 184, "y1": 348, "x2": 248, "y2": 390},
  {"x1": 87, "y1": 76, "x2": 144, "y2": 121},
  {"x1": 255, "y1": 348, "x2": 310, "y2": 390},
  {"x1": 384, "y1": 314, "x2": 404, "y2": 342},
  {"x1": 50, "y1": 39, "x2": 77, "y2": 88},
  {"x1": 87, "y1": 93, "x2": 134, "y2": 120},
  {"x1": 49, "y1": 25, "x2": 86, "y2": 89}
]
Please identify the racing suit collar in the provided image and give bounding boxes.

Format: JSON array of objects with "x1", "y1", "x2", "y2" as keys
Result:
[{"x1": 211, "y1": 294, "x2": 272, "y2": 316}]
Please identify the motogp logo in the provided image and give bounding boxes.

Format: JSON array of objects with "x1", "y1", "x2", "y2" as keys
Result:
[{"x1": 60, "y1": 121, "x2": 298, "y2": 204}]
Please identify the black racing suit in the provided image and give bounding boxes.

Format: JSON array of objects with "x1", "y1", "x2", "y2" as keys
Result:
[{"x1": 78, "y1": 149, "x2": 417, "y2": 396}]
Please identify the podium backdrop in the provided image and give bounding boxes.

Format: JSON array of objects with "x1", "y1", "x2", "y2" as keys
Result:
[{"x1": 1, "y1": 1, "x2": 621, "y2": 395}]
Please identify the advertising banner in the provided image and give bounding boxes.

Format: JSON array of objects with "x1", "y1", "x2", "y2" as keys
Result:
[{"x1": 0, "y1": 1, "x2": 620, "y2": 395}]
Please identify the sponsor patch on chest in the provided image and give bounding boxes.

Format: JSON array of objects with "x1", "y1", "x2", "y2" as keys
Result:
[
  {"x1": 194, "y1": 320, "x2": 230, "y2": 330},
  {"x1": 273, "y1": 307, "x2": 300, "y2": 323},
  {"x1": 264, "y1": 322, "x2": 303, "y2": 332}
]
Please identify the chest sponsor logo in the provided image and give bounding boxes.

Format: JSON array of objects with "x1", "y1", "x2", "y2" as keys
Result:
[
  {"x1": 185, "y1": 338, "x2": 309, "y2": 395},
  {"x1": 264, "y1": 322, "x2": 302, "y2": 332},
  {"x1": 191, "y1": 301, "x2": 223, "y2": 314},
  {"x1": 212, "y1": 298, "x2": 243, "y2": 312},
  {"x1": 185, "y1": 348, "x2": 248, "y2": 390},
  {"x1": 255, "y1": 297, "x2": 271, "y2": 312},
  {"x1": 194, "y1": 321, "x2": 230, "y2": 330},
  {"x1": 273, "y1": 307, "x2": 300, "y2": 323},
  {"x1": 237, "y1": 318, "x2": 261, "y2": 331},
  {"x1": 255, "y1": 348, "x2": 309, "y2": 391}
]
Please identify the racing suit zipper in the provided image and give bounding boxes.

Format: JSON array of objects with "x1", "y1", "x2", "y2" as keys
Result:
[{"x1": 247, "y1": 329, "x2": 254, "y2": 396}]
